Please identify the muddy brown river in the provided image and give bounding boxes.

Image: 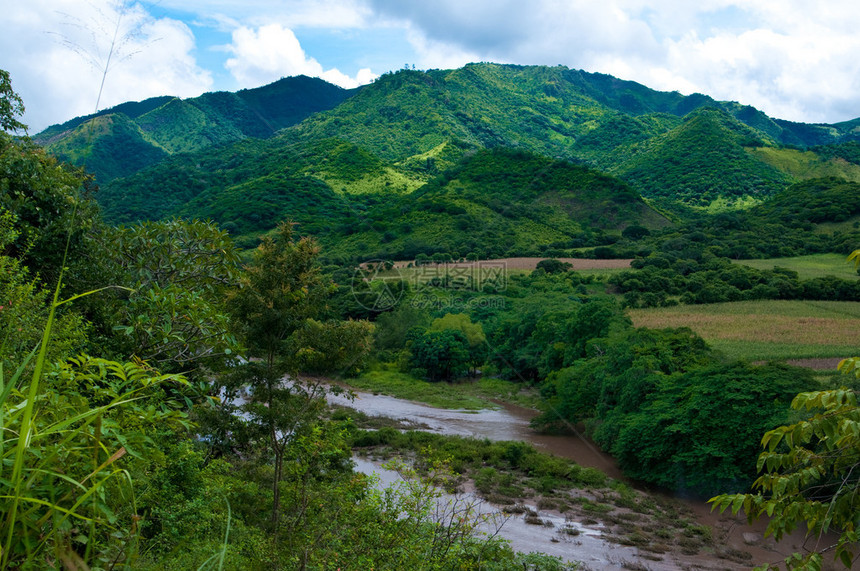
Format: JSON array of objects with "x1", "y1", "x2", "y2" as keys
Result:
[{"x1": 330, "y1": 388, "x2": 835, "y2": 570}]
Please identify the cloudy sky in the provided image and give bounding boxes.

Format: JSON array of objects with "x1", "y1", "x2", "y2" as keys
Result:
[{"x1": 4, "y1": 0, "x2": 860, "y2": 133}]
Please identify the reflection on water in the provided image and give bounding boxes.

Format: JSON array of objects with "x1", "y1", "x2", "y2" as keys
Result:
[{"x1": 328, "y1": 389, "x2": 623, "y2": 477}]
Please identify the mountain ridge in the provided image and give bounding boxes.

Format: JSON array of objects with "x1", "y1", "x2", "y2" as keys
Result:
[
  {"x1": 37, "y1": 63, "x2": 860, "y2": 185},
  {"x1": 32, "y1": 63, "x2": 860, "y2": 259},
  {"x1": 33, "y1": 75, "x2": 356, "y2": 181}
]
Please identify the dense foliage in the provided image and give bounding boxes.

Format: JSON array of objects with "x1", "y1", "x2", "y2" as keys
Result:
[
  {"x1": 320, "y1": 147, "x2": 667, "y2": 261},
  {"x1": 611, "y1": 252, "x2": 860, "y2": 308},
  {"x1": 712, "y1": 385, "x2": 860, "y2": 570},
  {"x1": 610, "y1": 108, "x2": 789, "y2": 204},
  {"x1": 534, "y1": 327, "x2": 814, "y2": 495}
]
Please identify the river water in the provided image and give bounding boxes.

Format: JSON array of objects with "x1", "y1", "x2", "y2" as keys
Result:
[{"x1": 330, "y1": 388, "x2": 826, "y2": 570}]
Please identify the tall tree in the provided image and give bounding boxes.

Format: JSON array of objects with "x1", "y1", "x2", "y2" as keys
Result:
[
  {"x1": 224, "y1": 222, "x2": 372, "y2": 529},
  {"x1": 429, "y1": 313, "x2": 487, "y2": 375}
]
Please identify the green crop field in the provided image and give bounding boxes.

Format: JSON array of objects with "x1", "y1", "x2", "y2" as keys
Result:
[
  {"x1": 628, "y1": 299, "x2": 860, "y2": 362},
  {"x1": 733, "y1": 253, "x2": 858, "y2": 280}
]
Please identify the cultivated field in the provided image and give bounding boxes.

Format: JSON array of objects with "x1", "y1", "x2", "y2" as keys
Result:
[
  {"x1": 733, "y1": 253, "x2": 857, "y2": 280},
  {"x1": 381, "y1": 257, "x2": 633, "y2": 271},
  {"x1": 628, "y1": 299, "x2": 860, "y2": 364}
]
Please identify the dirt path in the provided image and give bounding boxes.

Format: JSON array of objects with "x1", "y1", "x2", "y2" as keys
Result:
[
  {"x1": 785, "y1": 357, "x2": 845, "y2": 370},
  {"x1": 384, "y1": 257, "x2": 633, "y2": 271}
]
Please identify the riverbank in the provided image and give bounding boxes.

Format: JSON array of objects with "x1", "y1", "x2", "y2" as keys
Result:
[
  {"x1": 327, "y1": 383, "x2": 827, "y2": 570},
  {"x1": 331, "y1": 368, "x2": 544, "y2": 410}
]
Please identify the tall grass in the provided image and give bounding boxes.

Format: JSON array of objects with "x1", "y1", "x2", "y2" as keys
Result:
[{"x1": 0, "y1": 225, "x2": 183, "y2": 568}]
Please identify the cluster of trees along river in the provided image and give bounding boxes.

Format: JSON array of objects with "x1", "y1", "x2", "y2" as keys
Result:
[{"x1": 1, "y1": 69, "x2": 859, "y2": 570}]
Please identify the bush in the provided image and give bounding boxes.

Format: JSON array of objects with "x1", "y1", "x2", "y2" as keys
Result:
[{"x1": 535, "y1": 258, "x2": 572, "y2": 274}]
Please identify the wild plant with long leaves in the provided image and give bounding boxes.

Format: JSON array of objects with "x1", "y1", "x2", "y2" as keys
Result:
[{"x1": 0, "y1": 246, "x2": 193, "y2": 570}]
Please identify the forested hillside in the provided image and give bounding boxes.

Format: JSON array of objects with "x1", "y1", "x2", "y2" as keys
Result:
[
  {"x1": 34, "y1": 63, "x2": 860, "y2": 257},
  {"x1": 34, "y1": 75, "x2": 355, "y2": 182}
]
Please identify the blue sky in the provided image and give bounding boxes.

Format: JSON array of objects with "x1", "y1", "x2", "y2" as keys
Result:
[{"x1": 4, "y1": 0, "x2": 860, "y2": 133}]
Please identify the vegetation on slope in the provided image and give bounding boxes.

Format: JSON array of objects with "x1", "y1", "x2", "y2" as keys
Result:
[
  {"x1": 612, "y1": 107, "x2": 789, "y2": 205},
  {"x1": 38, "y1": 63, "x2": 860, "y2": 227},
  {"x1": 37, "y1": 113, "x2": 168, "y2": 181},
  {"x1": 320, "y1": 147, "x2": 670, "y2": 261},
  {"x1": 34, "y1": 75, "x2": 355, "y2": 183}
]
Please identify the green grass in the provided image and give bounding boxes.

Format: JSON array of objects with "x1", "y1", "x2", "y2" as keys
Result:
[
  {"x1": 813, "y1": 215, "x2": 860, "y2": 235},
  {"x1": 628, "y1": 300, "x2": 860, "y2": 362},
  {"x1": 700, "y1": 195, "x2": 762, "y2": 212},
  {"x1": 322, "y1": 167, "x2": 425, "y2": 195},
  {"x1": 705, "y1": 340, "x2": 855, "y2": 362},
  {"x1": 733, "y1": 253, "x2": 859, "y2": 280},
  {"x1": 344, "y1": 367, "x2": 540, "y2": 410},
  {"x1": 747, "y1": 147, "x2": 860, "y2": 182}
]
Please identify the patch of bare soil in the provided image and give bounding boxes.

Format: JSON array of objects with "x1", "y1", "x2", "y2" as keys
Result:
[
  {"x1": 785, "y1": 357, "x2": 845, "y2": 370},
  {"x1": 386, "y1": 257, "x2": 633, "y2": 271}
]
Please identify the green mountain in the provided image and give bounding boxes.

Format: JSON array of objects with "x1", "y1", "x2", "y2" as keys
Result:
[
  {"x1": 40, "y1": 63, "x2": 860, "y2": 193},
  {"x1": 608, "y1": 107, "x2": 791, "y2": 205},
  {"x1": 95, "y1": 132, "x2": 668, "y2": 260},
  {"x1": 280, "y1": 64, "x2": 859, "y2": 206},
  {"x1": 320, "y1": 147, "x2": 670, "y2": 260},
  {"x1": 43, "y1": 113, "x2": 169, "y2": 182},
  {"x1": 34, "y1": 76, "x2": 355, "y2": 182},
  {"x1": 287, "y1": 64, "x2": 859, "y2": 164},
  {"x1": 37, "y1": 62, "x2": 860, "y2": 258}
]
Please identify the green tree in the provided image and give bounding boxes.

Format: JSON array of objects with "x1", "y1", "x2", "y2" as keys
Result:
[
  {"x1": 621, "y1": 224, "x2": 650, "y2": 240},
  {"x1": 374, "y1": 303, "x2": 431, "y2": 352},
  {"x1": 710, "y1": 382, "x2": 860, "y2": 570},
  {"x1": 0, "y1": 210, "x2": 88, "y2": 369},
  {"x1": 290, "y1": 317, "x2": 374, "y2": 375},
  {"x1": 410, "y1": 329, "x2": 470, "y2": 382},
  {"x1": 223, "y1": 222, "x2": 373, "y2": 531},
  {"x1": 609, "y1": 361, "x2": 811, "y2": 496},
  {"x1": 0, "y1": 69, "x2": 26, "y2": 134},
  {"x1": 710, "y1": 251, "x2": 860, "y2": 570},
  {"x1": 107, "y1": 219, "x2": 242, "y2": 377},
  {"x1": 429, "y1": 313, "x2": 487, "y2": 375},
  {"x1": 0, "y1": 131, "x2": 100, "y2": 291},
  {"x1": 225, "y1": 222, "x2": 330, "y2": 525},
  {"x1": 535, "y1": 258, "x2": 572, "y2": 274}
]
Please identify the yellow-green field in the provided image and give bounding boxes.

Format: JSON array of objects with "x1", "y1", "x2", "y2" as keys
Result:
[
  {"x1": 628, "y1": 300, "x2": 860, "y2": 362},
  {"x1": 733, "y1": 253, "x2": 857, "y2": 280}
]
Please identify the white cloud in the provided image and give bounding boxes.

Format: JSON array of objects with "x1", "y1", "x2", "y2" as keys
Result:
[
  {"x1": 368, "y1": 0, "x2": 661, "y2": 70},
  {"x1": 2, "y1": 0, "x2": 213, "y2": 132},
  {"x1": 365, "y1": 0, "x2": 860, "y2": 123},
  {"x1": 224, "y1": 23, "x2": 377, "y2": 88},
  {"x1": 651, "y1": 22, "x2": 860, "y2": 123},
  {"x1": 4, "y1": 0, "x2": 860, "y2": 130}
]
